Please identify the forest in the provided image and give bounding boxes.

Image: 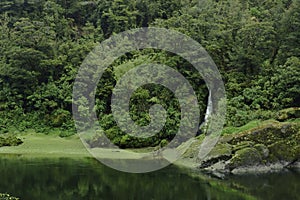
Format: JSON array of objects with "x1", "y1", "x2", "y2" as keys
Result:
[{"x1": 0, "y1": 0, "x2": 299, "y2": 148}]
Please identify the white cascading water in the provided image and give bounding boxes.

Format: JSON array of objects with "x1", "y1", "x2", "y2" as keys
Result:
[
  {"x1": 204, "y1": 90, "x2": 212, "y2": 123},
  {"x1": 198, "y1": 90, "x2": 212, "y2": 134}
]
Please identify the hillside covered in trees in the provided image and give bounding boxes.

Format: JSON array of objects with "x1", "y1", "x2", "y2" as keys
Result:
[{"x1": 0, "y1": 0, "x2": 299, "y2": 148}]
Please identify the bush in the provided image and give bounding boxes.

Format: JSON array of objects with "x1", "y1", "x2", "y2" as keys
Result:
[
  {"x1": 0, "y1": 136, "x2": 23, "y2": 147},
  {"x1": 59, "y1": 130, "x2": 75, "y2": 138},
  {"x1": 276, "y1": 107, "x2": 300, "y2": 121},
  {"x1": 0, "y1": 193, "x2": 19, "y2": 200},
  {"x1": 49, "y1": 109, "x2": 72, "y2": 127},
  {"x1": 160, "y1": 139, "x2": 168, "y2": 147}
]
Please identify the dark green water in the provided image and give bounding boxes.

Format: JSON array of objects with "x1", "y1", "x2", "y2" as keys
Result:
[{"x1": 0, "y1": 156, "x2": 299, "y2": 200}]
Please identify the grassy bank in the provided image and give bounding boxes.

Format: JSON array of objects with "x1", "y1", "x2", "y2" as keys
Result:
[
  {"x1": 0, "y1": 132, "x2": 146, "y2": 159},
  {"x1": 0, "y1": 132, "x2": 89, "y2": 158},
  {"x1": 1, "y1": 115, "x2": 299, "y2": 163}
]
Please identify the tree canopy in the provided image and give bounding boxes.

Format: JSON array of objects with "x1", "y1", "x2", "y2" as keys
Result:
[{"x1": 0, "y1": 0, "x2": 299, "y2": 147}]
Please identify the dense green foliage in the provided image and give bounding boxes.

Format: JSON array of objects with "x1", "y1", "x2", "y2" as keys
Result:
[{"x1": 0, "y1": 0, "x2": 299, "y2": 147}]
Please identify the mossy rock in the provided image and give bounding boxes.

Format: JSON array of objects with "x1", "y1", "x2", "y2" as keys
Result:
[
  {"x1": 228, "y1": 147, "x2": 262, "y2": 170},
  {"x1": 232, "y1": 141, "x2": 254, "y2": 152},
  {"x1": 181, "y1": 137, "x2": 204, "y2": 159},
  {"x1": 218, "y1": 134, "x2": 234, "y2": 143},
  {"x1": 268, "y1": 140, "x2": 300, "y2": 163},
  {"x1": 279, "y1": 124, "x2": 299, "y2": 138},
  {"x1": 254, "y1": 144, "x2": 269, "y2": 158},
  {"x1": 230, "y1": 123, "x2": 299, "y2": 146},
  {"x1": 276, "y1": 107, "x2": 300, "y2": 121},
  {"x1": 199, "y1": 143, "x2": 232, "y2": 168}
]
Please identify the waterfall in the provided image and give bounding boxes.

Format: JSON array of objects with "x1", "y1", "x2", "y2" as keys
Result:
[
  {"x1": 204, "y1": 90, "x2": 212, "y2": 123},
  {"x1": 197, "y1": 90, "x2": 212, "y2": 136}
]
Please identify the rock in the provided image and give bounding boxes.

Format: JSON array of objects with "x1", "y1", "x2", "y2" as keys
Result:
[
  {"x1": 230, "y1": 123, "x2": 299, "y2": 146},
  {"x1": 208, "y1": 170, "x2": 226, "y2": 179},
  {"x1": 287, "y1": 160, "x2": 300, "y2": 168},
  {"x1": 232, "y1": 141, "x2": 254, "y2": 152},
  {"x1": 254, "y1": 144, "x2": 269, "y2": 158},
  {"x1": 227, "y1": 148, "x2": 262, "y2": 170},
  {"x1": 218, "y1": 134, "x2": 234, "y2": 143},
  {"x1": 268, "y1": 141, "x2": 300, "y2": 162},
  {"x1": 231, "y1": 163, "x2": 287, "y2": 174},
  {"x1": 179, "y1": 120, "x2": 300, "y2": 175},
  {"x1": 198, "y1": 143, "x2": 232, "y2": 168},
  {"x1": 280, "y1": 124, "x2": 298, "y2": 138},
  {"x1": 204, "y1": 160, "x2": 230, "y2": 174}
]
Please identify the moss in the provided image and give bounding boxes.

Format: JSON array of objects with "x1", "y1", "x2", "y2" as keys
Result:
[
  {"x1": 181, "y1": 136, "x2": 204, "y2": 159},
  {"x1": 180, "y1": 119, "x2": 300, "y2": 173},
  {"x1": 228, "y1": 148, "x2": 262, "y2": 170},
  {"x1": 222, "y1": 120, "x2": 262, "y2": 135},
  {"x1": 199, "y1": 143, "x2": 232, "y2": 168},
  {"x1": 211, "y1": 143, "x2": 232, "y2": 156},
  {"x1": 232, "y1": 141, "x2": 254, "y2": 152},
  {"x1": 222, "y1": 119, "x2": 280, "y2": 136},
  {"x1": 230, "y1": 123, "x2": 299, "y2": 146},
  {"x1": 228, "y1": 123, "x2": 299, "y2": 166},
  {"x1": 254, "y1": 144, "x2": 269, "y2": 158},
  {"x1": 218, "y1": 134, "x2": 234, "y2": 143},
  {"x1": 268, "y1": 141, "x2": 300, "y2": 162}
]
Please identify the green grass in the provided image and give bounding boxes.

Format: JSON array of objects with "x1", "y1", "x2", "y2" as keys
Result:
[
  {"x1": 287, "y1": 118, "x2": 300, "y2": 123},
  {"x1": 1, "y1": 117, "x2": 298, "y2": 159},
  {"x1": 0, "y1": 132, "x2": 147, "y2": 159},
  {"x1": 0, "y1": 132, "x2": 90, "y2": 158},
  {"x1": 222, "y1": 119, "x2": 279, "y2": 135}
]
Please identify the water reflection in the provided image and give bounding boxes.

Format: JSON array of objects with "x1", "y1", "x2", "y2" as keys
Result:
[
  {"x1": 227, "y1": 170, "x2": 300, "y2": 200},
  {"x1": 0, "y1": 156, "x2": 249, "y2": 200}
]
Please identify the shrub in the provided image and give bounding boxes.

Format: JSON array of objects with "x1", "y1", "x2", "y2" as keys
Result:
[
  {"x1": 0, "y1": 193, "x2": 19, "y2": 200},
  {"x1": 59, "y1": 130, "x2": 75, "y2": 138},
  {"x1": 0, "y1": 136, "x2": 23, "y2": 147}
]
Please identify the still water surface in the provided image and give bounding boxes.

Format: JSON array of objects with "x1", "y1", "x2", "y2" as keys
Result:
[{"x1": 0, "y1": 156, "x2": 299, "y2": 200}]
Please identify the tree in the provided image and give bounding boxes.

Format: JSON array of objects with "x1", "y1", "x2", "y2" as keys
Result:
[{"x1": 276, "y1": 0, "x2": 300, "y2": 64}]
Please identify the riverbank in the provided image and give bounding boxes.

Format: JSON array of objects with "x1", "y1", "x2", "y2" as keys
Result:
[
  {"x1": 0, "y1": 132, "x2": 147, "y2": 159},
  {"x1": 0, "y1": 122, "x2": 299, "y2": 200},
  {"x1": 177, "y1": 119, "x2": 300, "y2": 177},
  {"x1": 0, "y1": 133, "x2": 89, "y2": 158},
  {"x1": 0, "y1": 117, "x2": 299, "y2": 175}
]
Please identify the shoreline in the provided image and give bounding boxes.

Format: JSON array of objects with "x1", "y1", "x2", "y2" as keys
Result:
[{"x1": 1, "y1": 120, "x2": 299, "y2": 176}]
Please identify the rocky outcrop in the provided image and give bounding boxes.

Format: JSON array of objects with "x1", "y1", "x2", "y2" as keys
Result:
[{"x1": 180, "y1": 121, "x2": 300, "y2": 176}]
